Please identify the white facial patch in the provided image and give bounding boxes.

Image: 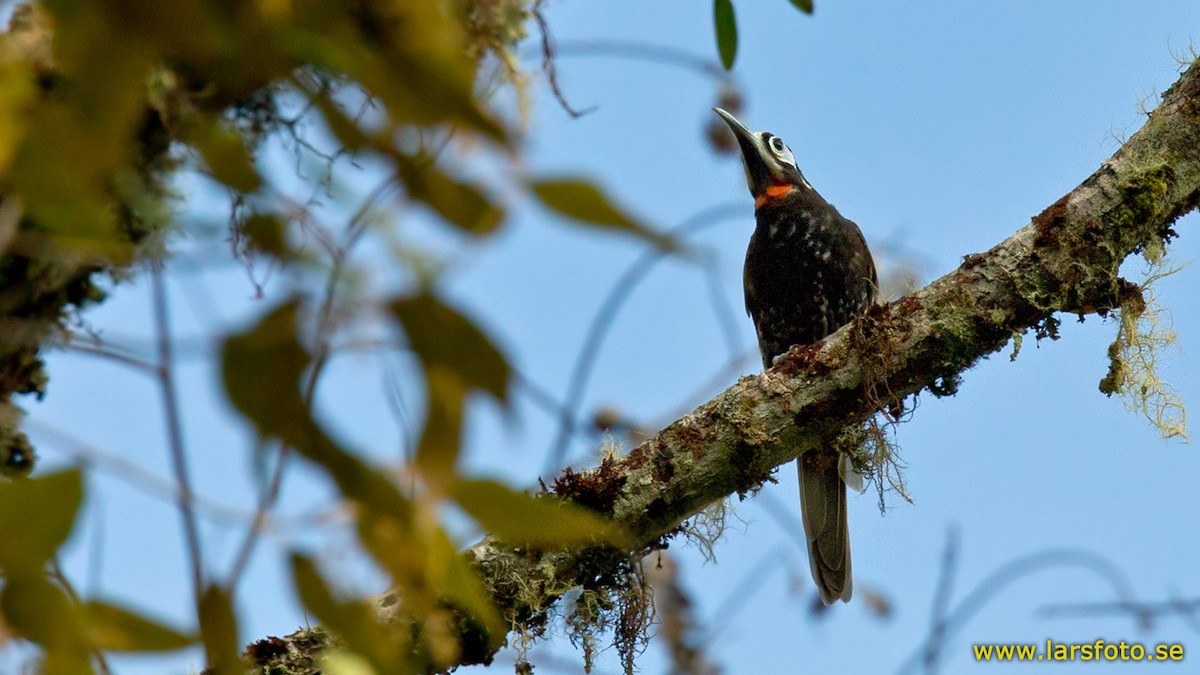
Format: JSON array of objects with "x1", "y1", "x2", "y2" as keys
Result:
[{"x1": 762, "y1": 133, "x2": 813, "y2": 190}]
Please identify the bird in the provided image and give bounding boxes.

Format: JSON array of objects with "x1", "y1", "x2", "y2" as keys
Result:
[{"x1": 714, "y1": 107, "x2": 877, "y2": 604}]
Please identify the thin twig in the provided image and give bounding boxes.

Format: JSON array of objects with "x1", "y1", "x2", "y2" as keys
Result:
[
  {"x1": 894, "y1": 548, "x2": 1138, "y2": 675},
  {"x1": 49, "y1": 559, "x2": 112, "y2": 675},
  {"x1": 1039, "y1": 596, "x2": 1200, "y2": 622},
  {"x1": 56, "y1": 342, "x2": 157, "y2": 375},
  {"x1": 754, "y1": 486, "x2": 809, "y2": 554},
  {"x1": 704, "y1": 544, "x2": 792, "y2": 640},
  {"x1": 318, "y1": 337, "x2": 582, "y2": 437},
  {"x1": 922, "y1": 525, "x2": 960, "y2": 675},
  {"x1": 26, "y1": 418, "x2": 276, "y2": 529},
  {"x1": 653, "y1": 349, "x2": 757, "y2": 428},
  {"x1": 532, "y1": 0, "x2": 596, "y2": 118},
  {"x1": 225, "y1": 175, "x2": 391, "y2": 593},
  {"x1": 701, "y1": 253, "x2": 744, "y2": 360},
  {"x1": 382, "y1": 358, "x2": 417, "y2": 498},
  {"x1": 545, "y1": 202, "x2": 746, "y2": 473},
  {"x1": 537, "y1": 39, "x2": 727, "y2": 79},
  {"x1": 151, "y1": 262, "x2": 206, "y2": 609}
]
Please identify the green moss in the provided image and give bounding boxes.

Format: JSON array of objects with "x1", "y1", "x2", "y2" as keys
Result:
[{"x1": 1104, "y1": 162, "x2": 1174, "y2": 254}]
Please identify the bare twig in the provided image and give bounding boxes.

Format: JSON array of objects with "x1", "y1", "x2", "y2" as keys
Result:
[
  {"x1": 922, "y1": 526, "x2": 960, "y2": 675},
  {"x1": 26, "y1": 419, "x2": 278, "y2": 529},
  {"x1": 532, "y1": 0, "x2": 596, "y2": 118},
  {"x1": 56, "y1": 342, "x2": 157, "y2": 375},
  {"x1": 895, "y1": 548, "x2": 1137, "y2": 675},
  {"x1": 225, "y1": 175, "x2": 391, "y2": 593},
  {"x1": 151, "y1": 262, "x2": 206, "y2": 610},
  {"x1": 1039, "y1": 595, "x2": 1200, "y2": 628},
  {"x1": 545, "y1": 201, "x2": 746, "y2": 472},
  {"x1": 705, "y1": 544, "x2": 791, "y2": 640},
  {"x1": 654, "y1": 349, "x2": 757, "y2": 427},
  {"x1": 49, "y1": 559, "x2": 111, "y2": 675},
  {"x1": 544, "y1": 40, "x2": 727, "y2": 79}
]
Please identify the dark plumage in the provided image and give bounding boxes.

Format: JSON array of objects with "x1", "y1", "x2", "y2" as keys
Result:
[{"x1": 715, "y1": 108, "x2": 877, "y2": 605}]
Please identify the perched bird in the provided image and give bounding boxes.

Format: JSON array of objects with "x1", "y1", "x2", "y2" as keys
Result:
[{"x1": 714, "y1": 108, "x2": 877, "y2": 604}]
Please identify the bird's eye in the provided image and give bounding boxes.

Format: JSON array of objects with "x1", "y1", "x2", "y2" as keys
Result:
[{"x1": 770, "y1": 137, "x2": 786, "y2": 154}]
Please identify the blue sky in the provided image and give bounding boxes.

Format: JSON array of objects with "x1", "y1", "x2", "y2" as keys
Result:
[{"x1": 12, "y1": 1, "x2": 1200, "y2": 673}]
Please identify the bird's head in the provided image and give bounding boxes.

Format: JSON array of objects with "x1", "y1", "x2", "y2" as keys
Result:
[{"x1": 713, "y1": 108, "x2": 812, "y2": 208}]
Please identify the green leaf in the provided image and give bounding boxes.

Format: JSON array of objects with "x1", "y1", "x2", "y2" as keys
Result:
[
  {"x1": 290, "y1": 553, "x2": 406, "y2": 672},
  {"x1": 194, "y1": 123, "x2": 261, "y2": 193},
  {"x1": 450, "y1": 479, "x2": 628, "y2": 548},
  {"x1": 238, "y1": 213, "x2": 289, "y2": 259},
  {"x1": 1, "y1": 574, "x2": 92, "y2": 674},
  {"x1": 435, "y1": 535, "x2": 506, "y2": 647},
  {"x1": 85, "y1": 601, "x2": 194, "y2": 652},
  {"x1": 392, "y1": 291, "x2": 510, "y2": 482},
  {"x1": 356, "y1": 506, "x2": 504, "y2": 647},
  {"x1": 789, "y1": 0, "x2": 814, "y2": 13},
  {"x1": 529, "y1": 178, "x2": 675, "y2": 251},
  {"x1": 198, "y1": 585, "x2": 241, "y2": 675},
  {"x1": 394, "y1": 153, "x2": 504, "y2": 236},
  {"x1": 221, "y1": 301, "x2": 413, "y2": 519},
  {"x1": 290, "y1": 554, "x2": 344, "y2": 628},
  {"x1": 321, "y1": 651, "x2": 378, "y2": 675},
  {"x1": 391, "y1": 292, "x2": 510, "y2": 404},
  {"x1": 221, "y1": 300, "x2": 311, "y2": 442},
  {"x1": 312, "y1": 91, "x2": 370, "y2": 153},
  {"x1": 714, "y1": 0, "x2": 738, "y2": 70},
  {"x1": 413, "y1": 374, "x2": 465, "y2": 482},
  {"x1": 0, "y1": 469, "x2": 83, "y2": 571}
]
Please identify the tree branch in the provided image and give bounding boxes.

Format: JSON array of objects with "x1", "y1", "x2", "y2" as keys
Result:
[{"x1": 248, "y1": 60, "x2": 1200, "y2": 672}]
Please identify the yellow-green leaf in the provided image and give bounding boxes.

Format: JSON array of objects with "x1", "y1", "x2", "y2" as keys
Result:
[
  {"x1": 413, "y1": 373, "x2": 465, "y2": 483},
  {"x1": 290, "y1": 553, "x2": 405, "y2": 672},
  {"x1": 221, "y1": 300, "x2": 310, "y2": 442},
  {"x1": 392, "y1": 291, "x2": 510, "y2": 482},
  {"x1": 1, "y1": 574, "x2": 92, "y2": 674},
  {"x1": 0, "y1": 469, "x2": 83, "y2": 571},
  {"x1": 789, "y1": 0, "x2": 814, "y2": 13},
  {"x1": 714, "y1": 0, "x2": 738, "y2": 70},
  {"x1": 437, "y1": 536, "x2": 506, "y2": 647},
  {"x1": 290, "y1": 554, "x2": 341, "y2": 625},
  {"x1": 198, "y1": 585, "x2": 241, "y2": 675},
  {"x1": 450, "y1": 479, "x2": 628, "y2": 548},
  {"x1": 351, "y1": 47, "x2": 509, "y2": 145},
  {"x1": 0, "y1": 61, "x2": 36, "y2": 175},
  {"x1": 391, "y1": 292, "x2": 510, "y2": 403},
  {"x1": 322, "y1": 651, "x2": 377, "y2": 675},
  {"x1": 85, "y1": 601, "x2": 194, "y2": 652},
  {"x1": 239, "y1": 213, "x2": 289, "y2": 259},
  {"x1": 194, "y1": 123, "x2": 261, "y2": 193},
  {"x1": 221, "y1": 301, "x2": 412, "y2": 518},
  {"x1": 395, "y1": 154, "x2": 503, "y2": 236},
  {"x1": 313, "y1": 92, "x2": 370, "y2": 153},
  {"x1": 530, "y1": 178, "x2": 675, "y2": 251}
]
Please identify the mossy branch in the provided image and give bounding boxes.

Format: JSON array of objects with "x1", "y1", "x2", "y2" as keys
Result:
[{"x1": 247, "y1": 60, "x2": 1200, "y2": 672}]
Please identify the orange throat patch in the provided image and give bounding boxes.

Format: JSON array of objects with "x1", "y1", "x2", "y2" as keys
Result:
[{"x1": 754, "y1": 183, "x2": 796, "y2": 209}]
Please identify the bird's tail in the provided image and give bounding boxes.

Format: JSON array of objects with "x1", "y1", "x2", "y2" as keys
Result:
[{"x1": 798, "y1": 452, "x2": 852, "y2": 604}]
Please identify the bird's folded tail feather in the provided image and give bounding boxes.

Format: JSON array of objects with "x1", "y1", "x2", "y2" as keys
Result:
[{"x1": 799, "y1": 452, "x2": 852, "y2": 604}]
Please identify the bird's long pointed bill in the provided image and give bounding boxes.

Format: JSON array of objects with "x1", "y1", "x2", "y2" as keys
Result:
[{"x1": 713, "y1": 107, "x2": 773, "y2": 196}]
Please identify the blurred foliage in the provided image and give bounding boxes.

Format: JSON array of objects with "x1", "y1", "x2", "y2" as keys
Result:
[
  {"x1": 0, "y1": 0, "x2": 883, "y2": 670},
  {"x1": 0, "y1": 471, "x2": 197, "y2": 673},
  {"x1": 0, "y1": 0, "x2": 659, "y2": 671}
]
